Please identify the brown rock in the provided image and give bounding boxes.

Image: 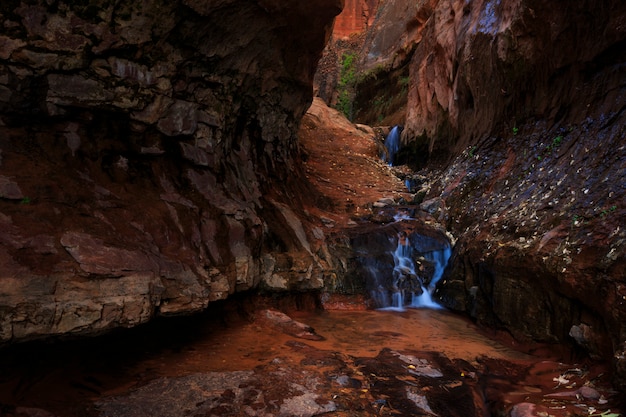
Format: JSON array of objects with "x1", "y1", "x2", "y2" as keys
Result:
[
  {"x1": 0, "y1": 36, "x2": 26, "y2": 60},
  {"x1": 0, "y1": 0, "x2": 342, "y2": 345},
  {"x1": 333, "y1": 0, "x2": 380, "y2": 39},
  {"x1": 60, "y1": 232, "x2": 158, "y2": 275},
  {"x1": 0, "y1": 176, "x2": 24, "y2": 200},
  {"x1": 46, "y1": 74, "x2": 113, "y2": 108},
  {"x1": 510, "y1": 402, "x2": 536, "y2": 417},
  {"x1": 343, "y1": 0, "x2": 626, "y2": 394},
  {"x1": 255, "y1": 309, "x2": 325, "y2": 341},
  {"x1": 156, "y1": 99, "x2": 198, "y2": 136}
]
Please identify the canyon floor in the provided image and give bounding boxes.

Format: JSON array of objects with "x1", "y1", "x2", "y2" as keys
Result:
[{"x1": 0, "y1": 100, "x2": 623, "y2": 417}]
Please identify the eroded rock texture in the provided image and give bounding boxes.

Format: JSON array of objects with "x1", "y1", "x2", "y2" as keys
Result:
[
  {"x1": 332, "y1": 0, "x2": 379, "y2": 39},
  {"x1": 403, "y1": 0, "x2": 626, "y2": 161},
  {"x1": 349, "y1": 0, "x2": 626, "y2": 392},
  {"x1": 0, "y1": 0, "x2": 342, "y2": 342}
]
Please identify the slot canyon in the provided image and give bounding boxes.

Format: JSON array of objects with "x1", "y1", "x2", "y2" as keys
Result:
[{"x1": 0, "y1": 0, "x2": 625, "y2": 416}]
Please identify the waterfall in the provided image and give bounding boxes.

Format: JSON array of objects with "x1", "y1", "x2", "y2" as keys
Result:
[
  {"x1": 375, "y1": 232, "x2": 451, "y2": 311},
  {"x1": 409, "y1": 246, "x2": 452, "y2": 308},
  {"x1": 382, "y1": 125, "x2": 401, "y2": 166}
]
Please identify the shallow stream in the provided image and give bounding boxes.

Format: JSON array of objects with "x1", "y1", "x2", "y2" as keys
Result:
[{"x1": 0, "y1": 301, "x2": 619, "y2": 416}]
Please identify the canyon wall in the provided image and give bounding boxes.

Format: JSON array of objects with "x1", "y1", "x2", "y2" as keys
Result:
[
  {"x1": 332, "y1": 0, "x2": 379, "y2": 39},
  {"x1": 0, "y1": 0, "x2": 342, "y2": 342},
  {"x1": 351, "y1": 0, "x2": 626, "y2": 391}
]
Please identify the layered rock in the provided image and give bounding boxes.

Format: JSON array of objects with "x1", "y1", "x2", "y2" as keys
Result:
[
  {"x1": 411, "y1": 0, "x2": 626, "y2": 393},
  {"x1": 0, "y1": 0, "x2": 342, "y2": 342},
  {"x1": 332, "y1": 0, "x2": 379, "y2": 39}
]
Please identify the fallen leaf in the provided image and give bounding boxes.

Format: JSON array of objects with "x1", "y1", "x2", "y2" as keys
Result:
[{"x1": 552, "y1": 375, "x2": 569, "y2": 386}]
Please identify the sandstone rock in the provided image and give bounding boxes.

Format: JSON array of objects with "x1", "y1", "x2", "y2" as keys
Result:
[
  {"x1": 255, "y1": 309, "x2": 325, "y2": 341},
  {"x1": 510, "y1": 402, "x2": 536, "y2": 417},
  {"x1": 91, "y1": 342, "x2": 491, "y2": 416},
  {"x1": 332, "y1": 0, "x2": 380, "y2": 39},
  {"x1": 131, "y1": 95, "x2": 173, "y2": 125},
  {"x1": 156, "y1": 99, "x2": 198, "y2": 136},
  {"x1": 569, "y1": 323, "x2": 606, "y2": 360},
  {"x1": 60, "y1": 232, "x2": 158, "y2": 275},
  {"x1": 0, "y1": 36, "x2": 26, "y2": 60},
  {"x1": 95, "y1": 371, "x2": 254, "y2": 417},
  {"x1": 46, "y1": 74, "x2": 113, "y2": 109},
  {"x1": 0, "y1": 0, "x2": 342, "y2": 344},
  {"x1": 14, "y1": 407, "x2": 57, "y2": 417},
  {"x1": 108, "y1": 57, "x2": 156, "y2": 86},
  {"x1": 376, "y1": 197, "x2": 395, "y2": 206},
  {"x1": 0, "y1": 273, "x2": 163, "y2": 341}
]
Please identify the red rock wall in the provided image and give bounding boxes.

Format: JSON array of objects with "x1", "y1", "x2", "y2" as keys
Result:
[
  {"x1": 332, "y1": 0, "x2": 379, "y2": 38},
  {"x1": 350, "y1": 0, "x2": 626, "y2": 393},
  {"x1": 0, "y1": 0, "x2": 341, "y2": 343}
]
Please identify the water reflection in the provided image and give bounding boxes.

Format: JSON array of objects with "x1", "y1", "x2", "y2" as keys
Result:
[
  {"x1": 0, "y1": 307, "x2": 535, "y2": 416},
  {"x1": 299, "y1": 309, "x2": 532, "y2": 362}
]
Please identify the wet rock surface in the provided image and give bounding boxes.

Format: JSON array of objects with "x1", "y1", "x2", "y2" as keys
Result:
[
  {"x1": 329, "y1": 216, "x2": 451, "y2": 307},
  {"x1": 429, "y1": 114, "x2": 626, "y2": 393},
  {"x1": 1, "y1": 303, "x2": 623, "y2": 416},
  {"x1": 94, "y1": 346, "x2": 482, "y2": 417}
]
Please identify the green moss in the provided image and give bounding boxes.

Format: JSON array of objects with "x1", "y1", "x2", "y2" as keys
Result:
[{"x1": 334, "y1": 52, "x2": 359, "y2": 119}]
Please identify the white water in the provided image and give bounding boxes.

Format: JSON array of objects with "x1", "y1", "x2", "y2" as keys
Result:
[
  {"x1": 382, "y1": 125, "x2": 401, "y2": 166},
  {"x1": 410, "y1": 246, "x2": 451, "y2": 308},
  {"x1": 379, "y1": 236, "x2": 451, "y2": 311},
  {"x1": 393, "y1": 210, "x2": 413, "y2": 222}
]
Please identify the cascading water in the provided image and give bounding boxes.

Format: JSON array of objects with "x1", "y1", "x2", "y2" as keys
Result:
[
  {"x1": 364, "y1": 219, "x2": 452, "y2": 311},
  {"x1": 372, "y1": 228, "x2": 452, "y2": 311},
  {"x1": 382, "y1": 125, "x2": 401, "y2": 166},
  {"x1": 359, "y1": 136, "x2": 453, "y2": 310},
  {"x1": 409, "y1": 245, "x2": 452, "y2": 308}
]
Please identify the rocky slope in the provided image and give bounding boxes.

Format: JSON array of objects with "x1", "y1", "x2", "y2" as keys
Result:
[
  {"x1": 333, "y1": 0, "x2": 626, "y2": 393},
  {"x1": 0, "y1": 0, "x2": 343, "y2": 342}
]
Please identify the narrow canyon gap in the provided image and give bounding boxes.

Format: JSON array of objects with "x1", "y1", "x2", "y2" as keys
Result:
[{"x1": 0, "y1": 0, "x2": 625, "y2": 415}]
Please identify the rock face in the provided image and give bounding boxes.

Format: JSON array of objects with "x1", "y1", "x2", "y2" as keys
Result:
[
  {"x1": 351, "y1": 0, "x2": 626, "y2": 160},
  {"x1": 0, "y1": 0, "x2": 342, "y2": 342},
  {"x1": 332, "y1": 0, "x2": 379, "y2": 39},
  {"x1": 345, "y1": 0, "x2": 626, "y2": 392}
]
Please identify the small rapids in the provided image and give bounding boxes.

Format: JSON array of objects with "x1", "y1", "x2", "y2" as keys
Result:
[
  {"x1": 372, "y1": 232, "x2": 451, "y2": 311},
  {"x1": 374, "y1": 128, "x2": 452, "y2": 310}
]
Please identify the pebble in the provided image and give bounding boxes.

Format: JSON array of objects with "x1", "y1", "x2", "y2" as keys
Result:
[{"x1": 510, "y1": 402, "x2": 536, "y2": 417}]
